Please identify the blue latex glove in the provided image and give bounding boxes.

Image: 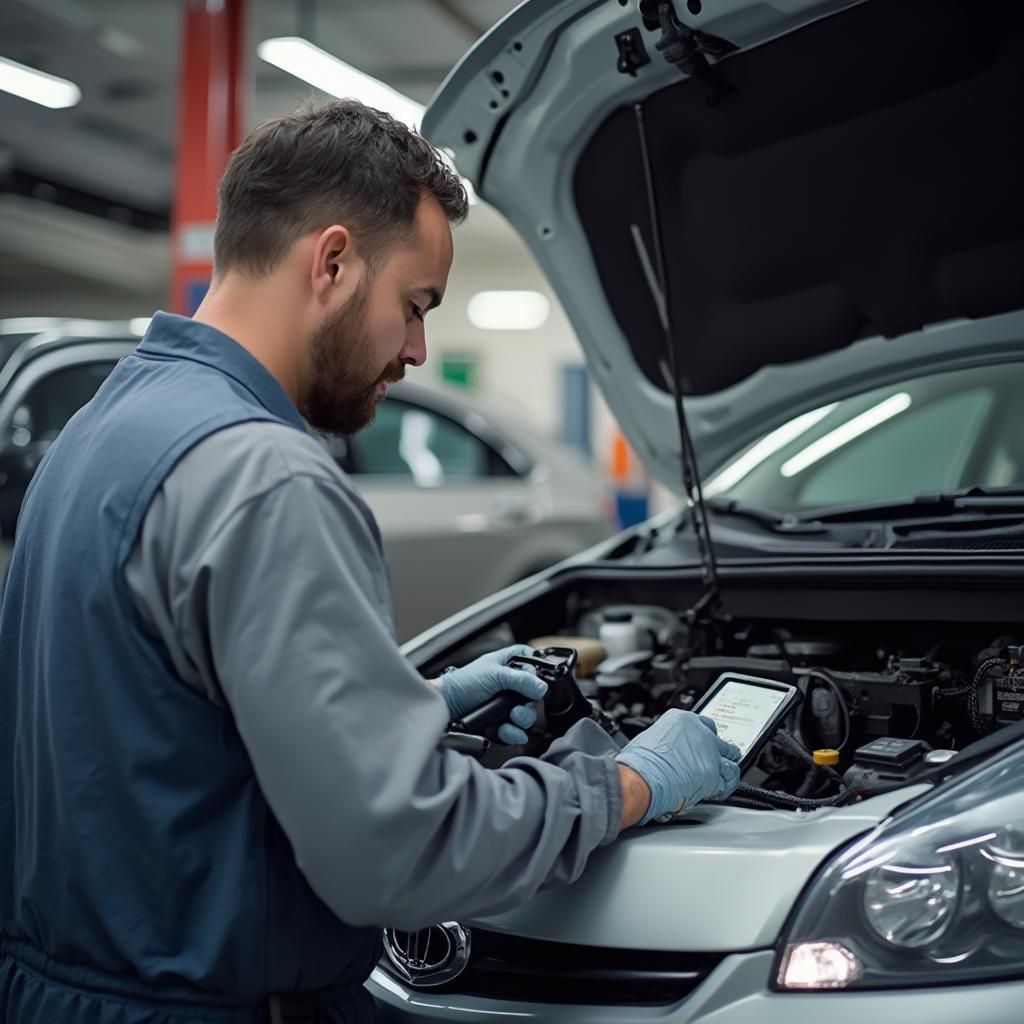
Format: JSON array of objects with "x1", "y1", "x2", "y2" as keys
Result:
[
  {"x1": 616, "y1": 710, "x2": 742, "y2": 825},
  {"x1": 438, "y1": 644, "x2": 549, "y2": 746}
]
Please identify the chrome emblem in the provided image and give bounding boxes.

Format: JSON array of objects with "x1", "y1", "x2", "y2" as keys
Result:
[{"x1": 382, "y1": 922, "x2": 471, "y2": 987}]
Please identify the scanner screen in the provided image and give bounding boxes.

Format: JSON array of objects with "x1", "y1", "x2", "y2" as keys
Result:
[{"x1": 699, "y1": 680, "x2": 788, "y2": 758}]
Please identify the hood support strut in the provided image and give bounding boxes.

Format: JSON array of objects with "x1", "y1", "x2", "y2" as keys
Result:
[
  {"x1": 642, "y1": 0, "x2": 737, "y2": 105},
  {"x1": 632, "y1": 100, "x2": 721, "y2": 620}
]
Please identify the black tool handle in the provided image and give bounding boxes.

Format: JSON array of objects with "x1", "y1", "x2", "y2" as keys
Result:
[
  {"x1": 438, "y1": 732, "x2": 491, "y2": 757},
  {"x1": 545, "y1": 674, "x2": 594, "y2": 738},
  {"x1": 454, "y1": 690, "x2": 524, "y2": 740}
]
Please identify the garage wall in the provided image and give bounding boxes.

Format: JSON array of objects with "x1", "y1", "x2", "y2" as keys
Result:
[{"x1": 0, "y1": 195, "x2": 625, "y2": 475}]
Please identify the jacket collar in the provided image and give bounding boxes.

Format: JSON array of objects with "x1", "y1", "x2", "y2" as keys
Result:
[{"x1": 138, "y1": 311, "x2": 307, "y2": 431}]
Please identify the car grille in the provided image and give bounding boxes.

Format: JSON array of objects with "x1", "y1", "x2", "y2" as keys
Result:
[{"x1": 378, "y1": 927, "x2": 722, "y2": 1005}]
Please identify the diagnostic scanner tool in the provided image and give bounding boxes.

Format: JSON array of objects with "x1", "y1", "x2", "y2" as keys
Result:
[
  {"x1": 510, "y1": 646, "x2": 591, "y2": 737},
  {"x1": 506, "y1": 645, "x2": 579, "y2": 682},
  {"x1": 449, "y1": 646, "x2": 584, "y2": 744},
  {"x1": 691, "y1": 673, "x2": 802, "y2": 771}
]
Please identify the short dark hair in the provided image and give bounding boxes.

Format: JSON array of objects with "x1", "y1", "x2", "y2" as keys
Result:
[{"x1": 213, "y1": 97, "x2": 469, "y2": 277}]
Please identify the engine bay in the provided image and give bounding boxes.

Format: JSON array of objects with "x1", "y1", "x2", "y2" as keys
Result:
[
  {"x1": 435, "y1": 575, "x2": 1024, "y2": 810},
  {"x1": 575, "y1": 605, "x2": 1024, "y2": 806}
]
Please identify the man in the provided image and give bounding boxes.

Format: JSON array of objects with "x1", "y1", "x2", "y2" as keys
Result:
[{"x1": 0, "y1": 99, "x2": 740, "y2": 1022}]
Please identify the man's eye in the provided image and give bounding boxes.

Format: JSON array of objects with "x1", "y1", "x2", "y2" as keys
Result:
[{"x1": 409, "y1": 304, "x2": 424, "y2": 323}]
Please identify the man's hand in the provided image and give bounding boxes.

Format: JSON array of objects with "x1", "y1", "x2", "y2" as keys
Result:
[
  {"x1": 615, "y1": 710, "x2": 742, "y2": 826},
  {"x1": 438, "y1": 645, "x2": 549, "y2": 745}
]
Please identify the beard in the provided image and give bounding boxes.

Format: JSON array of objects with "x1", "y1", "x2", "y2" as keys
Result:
[{"x1": 302, "y1": 277, "x2": 405, "y2": 437}]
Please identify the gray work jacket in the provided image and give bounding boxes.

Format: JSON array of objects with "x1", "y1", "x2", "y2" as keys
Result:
[{"x1": 125, "y1": 419, "x2": 623, "y2": 930}]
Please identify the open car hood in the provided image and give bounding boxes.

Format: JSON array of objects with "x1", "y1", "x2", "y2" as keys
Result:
[{"x1": 423, "y1": 0, "x2": 1024, "y2": 491}]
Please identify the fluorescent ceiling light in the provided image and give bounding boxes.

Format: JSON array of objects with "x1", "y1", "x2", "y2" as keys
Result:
[
  {"x1": 129, "y1": 317, "x2": 151, "y2": 337},
  {"x1": 704, "y1": 403, "x2": 838, "y2": 496},
  {"x1": 780, "y1": 392, "x2": 912, "y2": 478},
  {"x1": 258, "y1": 37, "x2": 423, "y2": 128},
  {"x1": 0, "y1": 56, "x2": 80, "y2": 109},
  {"x1": 468, "y1": 291, "x2": 550, "y2": 331}
]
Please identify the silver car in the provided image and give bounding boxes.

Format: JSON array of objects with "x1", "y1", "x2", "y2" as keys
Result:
[
  {"x1": 324, "y1": 379, "x2": 614, "y2": 639},
  {"x1": 0, "y1": 319, "x2": 614, "y2": 638},
  {"x1": 365, "y1": 0, "x2": 1024, "y2": 1020}
]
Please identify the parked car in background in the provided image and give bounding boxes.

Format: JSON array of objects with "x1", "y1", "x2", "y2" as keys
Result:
[
  {"x1": 0, "y1": 318, "x2": 614, "y2": 638},
  {"x1": 323, "y1": 379, "x2": 614, "y2": 638}
]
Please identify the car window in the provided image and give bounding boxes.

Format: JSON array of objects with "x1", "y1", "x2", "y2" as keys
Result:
[
  {"x1": 706, "y1": 361, "x2": 1024, "y2": 512},
  {"x1": 6, "y1": 361, "x2": 115, "y2": 448},
  {"x1": 345, "y1": 400, "x2": 513, "y2": 485}
]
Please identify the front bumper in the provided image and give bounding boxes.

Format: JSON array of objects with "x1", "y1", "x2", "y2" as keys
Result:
[{"x1": 366, "y1": 952, "x2": 1024, "y2": 1023}]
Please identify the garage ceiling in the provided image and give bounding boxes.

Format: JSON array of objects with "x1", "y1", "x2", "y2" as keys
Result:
[
  {"x1": 0, "y1": 0, "x2": 518, "y2": 216},
  {"x1": 0, "y1": 0, "x2": 577, "y2": 421}
]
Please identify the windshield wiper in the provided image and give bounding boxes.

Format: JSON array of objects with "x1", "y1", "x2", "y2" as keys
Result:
[
  {"x1": 704, "y1": 496, "x2": 828, "y2": 533},
  {"x1": 801, "y1": 486, "x2": 1024, "y2": 524}
]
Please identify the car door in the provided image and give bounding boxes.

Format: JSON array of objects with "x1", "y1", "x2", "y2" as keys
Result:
[
  {"x1": 331, "y1": 397, "x2": 547, "y2": 641},
  {"x1": 0, "y1": 342, "x2": 128, "y2": 567}
]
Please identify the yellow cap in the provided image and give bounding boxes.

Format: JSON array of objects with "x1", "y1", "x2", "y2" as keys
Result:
[{"x1": 813, "y1": 748, "x2": 840, "y2": 766}]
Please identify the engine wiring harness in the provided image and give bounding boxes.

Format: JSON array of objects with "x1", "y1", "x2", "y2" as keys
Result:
[{"x1": 722, "y1": 730, "x2": 849, "y2": 811}]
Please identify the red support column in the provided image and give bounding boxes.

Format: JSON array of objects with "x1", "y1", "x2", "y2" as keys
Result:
[{"x1": 170, "y1": 0, "x2": 247, "y2": 315}]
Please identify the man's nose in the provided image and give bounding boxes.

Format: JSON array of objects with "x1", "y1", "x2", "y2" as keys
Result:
[{"x1": 400, "y1": 328, "x2": 427, "y2": 368}]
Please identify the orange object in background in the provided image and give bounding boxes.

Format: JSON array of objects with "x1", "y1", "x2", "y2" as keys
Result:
[
  {"x1": 170, "y1": 0, "x2": 247, "y2": 315},
  {"x1": 611, "y1": 432, "x2": 631, "y2": 481},
  {"x1": 608, "y1": 430, "x2": 649, "y2": 529}
]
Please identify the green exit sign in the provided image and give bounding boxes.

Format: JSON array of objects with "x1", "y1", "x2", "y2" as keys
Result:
[{"x1": 441, "y1": 353, "x2": 478, "y2": 391}]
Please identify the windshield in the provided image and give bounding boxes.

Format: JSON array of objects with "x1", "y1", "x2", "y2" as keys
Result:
[{"x1": 705, "y1": 361, "x2": 1024, "y2": 513}]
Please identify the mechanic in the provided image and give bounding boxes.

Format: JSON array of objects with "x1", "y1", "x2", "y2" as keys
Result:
[{"x1": 0, "y1": 99, "x2": 741, "y2": 1023}]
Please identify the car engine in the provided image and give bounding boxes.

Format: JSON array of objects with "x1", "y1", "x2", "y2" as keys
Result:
[
  {"x1": 546, "y1": 603, "x2": 1024, "y2": 806},
  {"x1": 443, "y1": 589, "x2": 1024, "y2": 810}
]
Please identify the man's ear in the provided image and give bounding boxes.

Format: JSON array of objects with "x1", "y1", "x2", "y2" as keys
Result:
[{"x1": 310, "y1": 224, "x2": 355, "y2": 301}]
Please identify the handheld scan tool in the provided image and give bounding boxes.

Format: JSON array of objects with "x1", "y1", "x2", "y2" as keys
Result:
[
  {"x1": 449, "y1": 647, "x2": 583, "y2": 745},
  {"x1": 691, "y1": 673, "x2": 803, "y2": 771}
]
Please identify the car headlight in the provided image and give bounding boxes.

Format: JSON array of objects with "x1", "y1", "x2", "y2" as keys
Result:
[
  {"x1": 986, "y1": 828, "x2": 1024, "y2": 929},
  {"x1": 862, "y1": 850, "x2": 961, "y2": 949},
  {"x1": 776, "y1": 740, "x2": 1024, "y2": 990}
]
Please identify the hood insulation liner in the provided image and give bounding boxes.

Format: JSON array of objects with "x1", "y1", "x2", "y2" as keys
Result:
[{"x1": 574, "y1": 0, "x2": 1024, "y2": 395}]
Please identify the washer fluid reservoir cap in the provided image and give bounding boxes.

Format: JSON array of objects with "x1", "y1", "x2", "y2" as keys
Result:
[
  {"x1": 923, "y1": 748, "x2": 957, "y2": 765},
  {"x1": 813, "y1": 749, "x2": 840, "y2": 766}
]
